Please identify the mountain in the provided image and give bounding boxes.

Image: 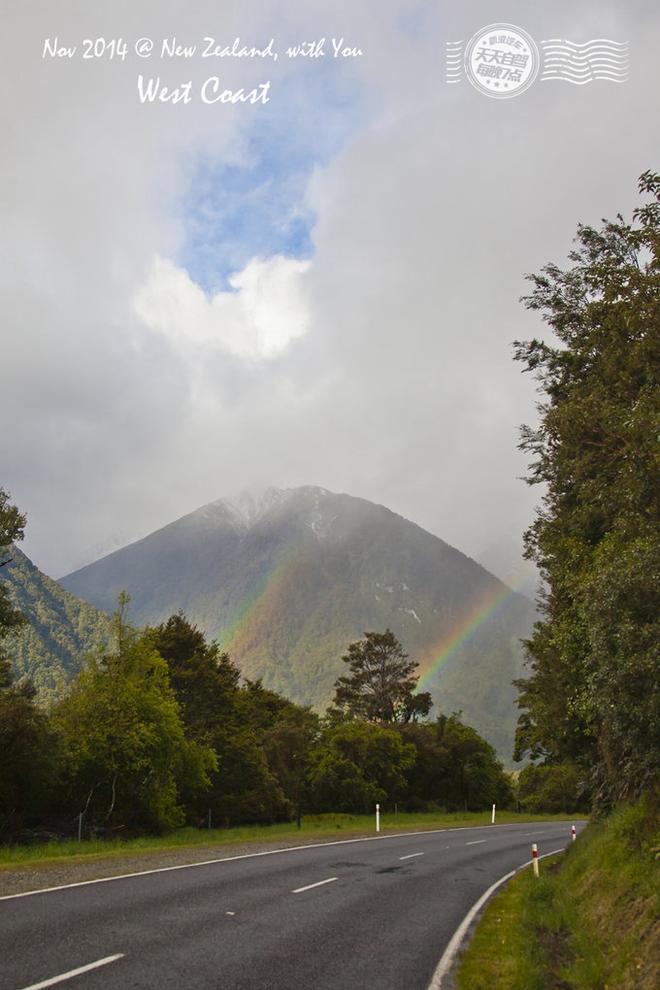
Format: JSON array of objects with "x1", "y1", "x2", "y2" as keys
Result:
[
  {"x1": 61, "y1": 487, "x2": 536, "y2": 760},
  {"x1": 2, "y1": 547, "x2": 112, "y2": 703}
]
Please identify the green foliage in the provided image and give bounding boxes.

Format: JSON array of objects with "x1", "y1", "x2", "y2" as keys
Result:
[
  {"x1": 517, "y1": 763, "x2": 587, "y2": 814},
  {"x1": 513, "y1": 172, "x2": 660, "y2": 808},
  {"x1": 331, "y1": 628, "x2": 433, "y2": 723},
  {"x1": 0, "y1": 677, "x2": 59, "y2": 835},
  {"x1": 54, "y1": 605, "x2": 215, "y2": 832},
  {"x1": 0, "y1": 490, "x2": 60, "y2": 835},
  {"x1": 2, "y1": 547, "x2": 111, "y2": 703},
  {"x1": 400, "y1": 714, "x2": 514, "y2": 812},
  {"x1": 263, "y1": 706, "x2": 321, "y2": 825},
  {"x1": 61, "y1": 486, "x2": 536, "y2": 764},
  {"x1": 148, "y1": 615, "x2": 292, "y2": 826},
  {"x1": 309, "y1": 721, "x2": 416, "y2": 812},
  {"x1": 149, "y1": 619, "x2": 512, "y2": 824},
  {"x1": 457, "y1": 799, "x2": 660, "y2": 990},
  {"x1": 1, "y1": 487, "x2": 109, "y2": 704},
  {"x1": 147, "y1": 612, "x2": 240, "y2": 743},
  {"x1": 0, "y1": 488, "x2": 27, "y2": 658}
]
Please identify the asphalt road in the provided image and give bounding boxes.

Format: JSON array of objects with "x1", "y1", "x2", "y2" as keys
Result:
[{"x1": 0, "y1": 821, "x2": 584, "y2": 990}]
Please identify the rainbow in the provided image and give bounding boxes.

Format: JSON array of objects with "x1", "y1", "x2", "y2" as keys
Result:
[
  {"x1": 218, "y1": 545, "x2": 303, "y2": 656},
  {"x1": 416, "y1": 572, "x2": 533, "y2": 693},
  {"x1": 218, "y1": 547, "x2": 535, "y2": 696}
]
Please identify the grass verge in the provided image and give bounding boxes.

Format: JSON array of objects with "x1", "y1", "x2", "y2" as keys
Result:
[
  {"x1": 0, "y1": 811, "x2": 577, "y2": 870},
  {"x1": 455, "y1": 797, "x2": 659, "y2": 990}
]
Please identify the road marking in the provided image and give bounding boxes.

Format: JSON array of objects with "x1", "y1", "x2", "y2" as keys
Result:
[
  {"x1": 399, "y1": 852, "x2": 424, "y2": 860},
  {"x1": 426, "y1": 847, "x2": 566, "y2": 989},
  {"x1": 0, "y1": 822, "x2": 587, "y2": 903},
  {"x1": 522, "y1": 831, "x2": 546, "y2": 836},
  {"x1": 465, "y1": 839, "x2": 487, "y2": 845},
  {"x1": 226, "y1": 911, "x2": 235, "y2": 916},
  {"x1": 292, "y1": 876, "x2": 338, "y2": 894},
  {"x1": 18, "y1": 954, "x2": 124, "y2": 990}
]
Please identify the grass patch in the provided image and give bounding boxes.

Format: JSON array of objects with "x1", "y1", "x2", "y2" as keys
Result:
[
  {"x1": 456, "y1": 797, "x2": 660, "y2": 990},
  {"x1": 0, "y1": 810, "x2": 578, "y2": 870}
]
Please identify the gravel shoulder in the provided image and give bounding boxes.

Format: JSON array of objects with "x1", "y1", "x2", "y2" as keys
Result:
[{"x1": 0, "y1": 831, "x2": 379, "y2": 897}]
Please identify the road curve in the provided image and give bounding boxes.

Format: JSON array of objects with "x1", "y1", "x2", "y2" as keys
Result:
[{"x1": 0, "y1": 821, "x2": 584, "y2": 990}]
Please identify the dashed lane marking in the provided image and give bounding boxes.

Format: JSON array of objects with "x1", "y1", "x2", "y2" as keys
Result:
[
  {"x1": 18, "y1": 954, "x2": 124, "y2": 990},
  {"x1": 292, "y1": 877, "x2": 338, "y2": 894}
]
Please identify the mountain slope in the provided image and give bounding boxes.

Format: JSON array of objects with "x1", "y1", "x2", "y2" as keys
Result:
[
  {"x1": 61, "y1": 487, "x2": 536, "y2": 759},
  {"x1": 2, "y1": 548, "x2": 112, "y2": 702}
]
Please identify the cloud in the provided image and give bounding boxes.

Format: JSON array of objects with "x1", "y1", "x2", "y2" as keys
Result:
[
  {"x1": 2, "y1": 0, "x2": 659, "y2": 580},
  {"x1": 133, "y1": 254, "x2": 311, "y2": 359}
]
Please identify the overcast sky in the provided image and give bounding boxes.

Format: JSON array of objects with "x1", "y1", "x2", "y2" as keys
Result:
[{"x1": 2, "y1": 0, "x2": 658, "y2": 582}]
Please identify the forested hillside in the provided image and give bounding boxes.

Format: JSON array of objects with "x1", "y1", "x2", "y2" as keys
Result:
[{"x1": 2, "y1": 547, "x2": 111, "y2": 702}]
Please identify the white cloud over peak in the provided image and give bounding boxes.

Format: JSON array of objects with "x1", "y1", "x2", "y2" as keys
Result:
[{"x1": 133, "y1": 254, "x2": 311, "y2": 360}]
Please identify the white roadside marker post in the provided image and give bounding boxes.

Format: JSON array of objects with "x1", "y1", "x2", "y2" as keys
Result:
[
  {"x1": 532, "y1": 842, "x2": 539, "y2": 877},
  {"x1": 571, "y1": 824, "x2": 577, "y2": 841},
  {"x1": 491, "y1": 803, "x2": 496, "y2": 824},
  {"x1": 376, "y1": 803, "x2": 380, "y2": 833}
]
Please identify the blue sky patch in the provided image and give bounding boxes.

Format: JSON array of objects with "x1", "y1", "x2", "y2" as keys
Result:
[{"x1": 180, "y1": 68, "x2": 365, "y2": 293}]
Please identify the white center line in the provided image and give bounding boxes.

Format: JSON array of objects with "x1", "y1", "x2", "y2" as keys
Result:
[
  {"x1": 465, "y1": 839, "x2": 487, "y2": 845},
  {"x1": 18, "y1": 955, "x2": 124, "y2": 990},
  {"x1": 292, "y1": 876, "x2": 338, "y2": 894},
  {"x1": 399, "y1": 852, "x2": 425, "y2": 860}
]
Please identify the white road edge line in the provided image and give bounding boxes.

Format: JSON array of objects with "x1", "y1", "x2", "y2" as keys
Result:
[
  {"x1": 465, "y1": 840, "x2": 487, "y2": 845},
  {"x1": 0, "y1": 822, "x2": 585, "y2": 903},
  {"x1": 399, "y1": 852, "x2": 424, "y2": 860},
  {"x1": 18, "y1": 954, "x2": 124, "y2": 990},
  {"x1": 292, "y1": 877, "x2": 338, "y2": 894},
  {"x1": 426, "y1": 848, "x2": 566, "y2": 989}
]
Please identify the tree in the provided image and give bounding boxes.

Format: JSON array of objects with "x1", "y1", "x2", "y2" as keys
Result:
[
  {"x1": 437, "y1": 714, "x2": 513, "y2": 812},
  {"x1": 308, "y1": 721, "x2": 416, "y2": 813},
  {"x1": 0, "y1": 488, "x2": 27, "y2": 658},
  {"x1": 263, "y1": 707, "x2": 320, "y2": 827},
  {"x1": 398, "y1": 715, "x2": 513, "y2": 812},
  {"x1": 0, "y1": 489, "x2": 59, "y2": 834},
  {"x1": 517, "y1": 763, "x2": 587, "y2": 815},
  {"x1": 147, "y1": 613, "x2": 240, "y2": 745},
  {"x1": 0, "y1": 673, "x2": 59, "y2": 834},
  {"x1": 331, "y1": 629, "x2": 432, "y2": 723},
  {"x1": 513, "y1": 172, "x2": 660, "y2": 808},
  {"x1": 148, "y1": 617, "x2": 300, "y2": 826},
  {"x1": 55, "y1": 602, "x2": 215, "y2": 832}
]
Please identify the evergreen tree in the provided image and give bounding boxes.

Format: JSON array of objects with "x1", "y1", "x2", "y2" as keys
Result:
[
  {"x1": 148, "y1": 613, "x2": 240, "y2": 745},
  {"x1": 149, "y1": 617, "x2": 292, "y2": 826},
  {"x1": 513, "y1": 172, "x2": 659, "y2": 808},
  {"x1": 331, "y1": 629, "x2": 432, "y2": 723}
]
